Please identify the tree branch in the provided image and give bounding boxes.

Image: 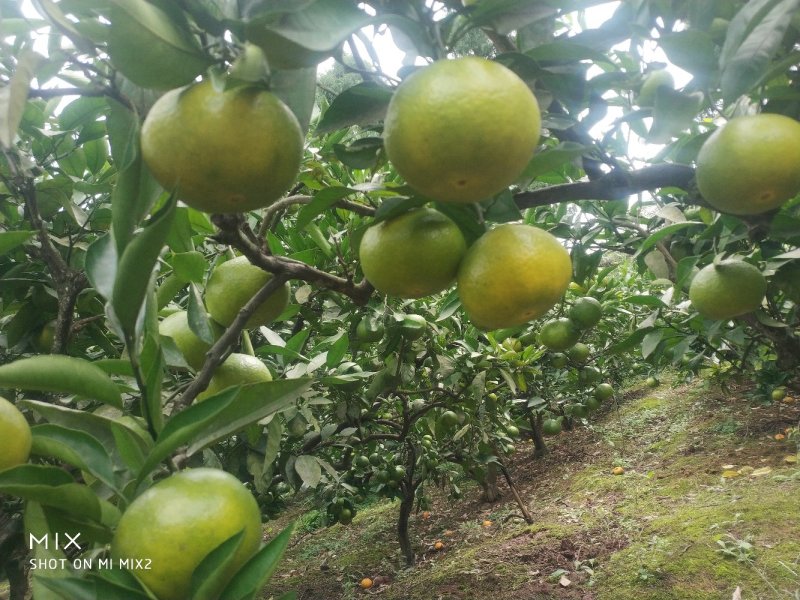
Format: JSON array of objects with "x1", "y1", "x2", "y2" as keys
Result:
[
  {"x1": 212, "y1": 214, "x2": 374, "y2": 305},
  {"x1": 513, "y1": 163, "x2": 696, "y2": 209},
  {"x1": 172, "y1": 274, "x2": 290, "y2": 410}
]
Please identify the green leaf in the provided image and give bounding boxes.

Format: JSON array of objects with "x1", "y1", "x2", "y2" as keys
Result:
[
  {"x1": 482, "y1": 190, "x2": 522, "y2": 224},
  {"x1": 106, "y1": 98, "x2": 140, "y2": 172},
  {"x1": 606, "y1": 328, "x2": 650, "y2": 355},
  {"x1": 620, "y1": 295, "x2": 667, "y2": 308},
  {"x1": 316, "y1": 82, "x2": 393, "y2": 134},
  {"x1": 333, "y1": 137, "x2": 383, "y2": 170},
  {"x1": 170, "y1": 251, "x2": 207, "y2": 284},
  {"x1": 520, "y1": 142, "x2": 586, "y2": 181},
  {"x1": 296, "y1": 187, "x2": 358, "y2": 230},
  {"x1": 719, "y1": 0, "x2": 800, "y2": 103},
  {"x1": 641, "y1": 330, "x2": 664, "y2": 359},
  {"x1": 191, "y1": 531, "x2": 246, "y2": 600},
  {"x1": 0, "y1": 465, "x2": 120, "y2": 526},
  {"x1": 187, "y1": 284, "x2": 216, "y2": 344},
  {"x1": 659, "y1": 31, "x2": 718, "y2": 78},
  {"x1": 219, "y1": 523, "x2": 294, "y2": 600},
  {"x1": 112, "y1": 198, "x2": 176, "y2": 339},
  {"x1": 637, "y1": 222, "x2": 703, "y2": 256},
  {"x1": 270, "y1": 67, "x2": 317, "y2": 136},
  {"x1": 138, "y1": 379, "x2": 311, "y2": 480},
  {"x1": 245, "y1": 0, "x2": 370, "y2": 70},
  {"x1": 108, "y1": 0, "x2": 211, "y2": 89},
  {"x1": 294, "y1": 455, "x2": 321, "y2": 487},
  {"x1": 0, "y1": 230, "x2": 35, "y2": 256},
  {"x1": 35, "y1": 577, "x2": 97, "y2": 600},
  {"x1": 0, "y1": 355, "x2": 122, "y2": 407},
  {"x1": 31, "y1": 424, "x2": 117, "y2": 491},
  {"x1": 0, "y1": 48, "x2": 42, "y2": 148},
  {"x1": 647, "y1": 89, "x2": 704, "y2": 143},
  {"x1": 85, "y1": 233, "x2": 118, "y2": 300},
  {"x1": 111, "y1": 154, "x2": 163, "y2": 255},
  {"x1": 25, "y1": 501, "x2": 69, "y2": 600}
]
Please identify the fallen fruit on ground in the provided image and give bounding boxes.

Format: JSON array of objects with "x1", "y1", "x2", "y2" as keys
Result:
[
  {"x1": 0, "y1": 396, "x2": 31, "y2": 471},
  {"x1": 383, "y1": 56, "x2": 540, "y2": 203},
  {"x1": 360, "y1": 578, "x2": 373, "y2": 589},
  {"x1": 457, "y1": 224, "x2": 572, "y2": 330},
  {"x1": 771, "y1": 388, "x2": 786, "y2": 402},
  {"x1": 141, "y1": 80, "x2": 303, "y2": 213},
  {"x1": 774, "y1": 433, "x2": 785, "y2": 441},
  {"x1": 111, "y1": 468, "x2": 261, "y2": 600},
  {"x1": 196, "y1": 353, "x2": 272, "y2": 401},
  {"x1": 689, "y1": 259, "x2": 766, "y2": 320},
  {"x1": 695, "y1": 113, "x2": 800, "y2": 214},
  {"x1": 646, "y1": 376, "x2": 659, "y2": 388},
  {"x1": 612, "y1": 466, "x2": 625, "y2": 475},
  {"x1": 482, "y1": 520, "x2": 493, "y2": 527},
  {"x1": 422, "y1": 511, "x2": 431, "y2": 519},
  {"x1": 434, "y1": 541, "x2": 444, "y2": 551},
  {"x1": 158, "y1": 310, "x2": 220, "y2": 371},
  {"x1": 205, "y1": 256, "x2": 290, "y2": 328},
  {"x1": 359, "y1": 208, "x2": 467, "y2": 298}
]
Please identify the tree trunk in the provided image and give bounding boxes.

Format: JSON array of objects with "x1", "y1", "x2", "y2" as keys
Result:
[
  {"x1": 529, "y1": 414, "x2": 549, "y2": 458},
  {"x1": 397, "y1": 488, "x2": 415, "y2": 567},
  {"x1": 480, "y1": 462, "x2": 502, "y2": 503}
]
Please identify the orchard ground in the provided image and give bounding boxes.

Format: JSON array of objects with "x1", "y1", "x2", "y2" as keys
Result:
[{"x1": 261, "y1": 375, "x2": 800, "y2": 600}]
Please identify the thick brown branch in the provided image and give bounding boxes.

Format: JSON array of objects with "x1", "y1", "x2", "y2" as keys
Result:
[
  {"x1": 212, "y1": 214, "x2": 374, "y2": 305},
  {"x1": 173, "y1": 275, "x2": 290, "y2": 410},
  {"x1": 514, "y1": 163, "x2": 696, "y2": 208}
]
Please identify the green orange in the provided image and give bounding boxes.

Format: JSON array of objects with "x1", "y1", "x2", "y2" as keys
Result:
[
  {"x1": 359, "y1": 208, "x2": 467, "y2": 298},
  {"x1": 159, "y1": 310, "x2": 221, "y2": 371},
  {"x1": 383, "y1": 57, "x2": 540, "y2": 203},
  {"x1": 205, "y1": 256, "x2": 290, "y2": 328},
  {"x1": 0, "y1": 396, "x2": 31, "y2": 471},
  {"x1": 141, "y1": 79, "x2": 303, "y2": 213},
  {"x1": 457, "y1": 224, "x2": 572, "y2": 330},
  {"x1": 538, "y1": 318, "x2": 581, "y2": 351},
  {"x1": 197, "y1": 353, "x2": 273, "y2": 401},
  {"x1": 696, "y1": 114, "x2": 800, "y2": 215},
  {"x1": 688, "y1": 259, "x2": 766, "y2": 320},
  {"x1": 111, "y1": 468, "x2": 261, "y2": 600},
  {"x1": 568, "y1": 297, "x2": 603, "y2": 329}
]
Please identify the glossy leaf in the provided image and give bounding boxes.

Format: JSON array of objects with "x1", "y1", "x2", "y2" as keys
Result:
[
  {"x1": 294, "y1": 455, "x2": 321, "y2": 488},
  {"x1": 0, "y1": 230, "x2": 35, "y2": 256},
  {"x1": 190, "y1": 531, "x2": 245, "y2": 600},
  {"x1": 0, "y1": 355, "x2": 122, "y2": 407},
  {"x1": 219, "y1": 523, "x2": 294, "y2": 600},
  {"x1": 31, "y1": 424, "x2": 117, "y2": 491},
  {"x1": 316, "y1": 82, "x2": 393, "y2": 134},
  {"x1": 0, "y1": 48, "x2": 41, "y2": 148}
]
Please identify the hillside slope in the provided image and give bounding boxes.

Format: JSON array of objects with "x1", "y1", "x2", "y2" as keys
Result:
[{"x1": 263, "y1": 376, "x2": 800, "y2": 600}]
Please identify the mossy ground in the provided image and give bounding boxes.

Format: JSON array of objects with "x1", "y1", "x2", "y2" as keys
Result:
[{"x1": 262, "y1": 377, "x2": 800, "y2": 600}]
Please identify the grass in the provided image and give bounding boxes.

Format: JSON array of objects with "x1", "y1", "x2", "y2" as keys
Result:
[{"x1": 260, "y1": 375, "x2": 800, "y2": 600}]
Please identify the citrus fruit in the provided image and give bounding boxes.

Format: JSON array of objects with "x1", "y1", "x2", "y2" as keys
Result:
[
  {"x1": 771, "y1": 388, "x2": 786, "y2": 402},
  {"x1": 338, "y1": 508, "x2": 353, "y2": 524},
  {"x1": 206, "y1": 256, "x2": 290, "y2": 328},
  {"x1": 111, "y1": 468, "x2": 261, "y2": 600},
  {"x1": 433, "y1": 541, "x2": 444, "y2": 551},
  {"x1": 538, "y1": 318, "x2": 581, "y2": 351},
  {"x1": 695, "y1": 113, "x2": 800, "y2": 215},
  {"x1": 542, "y1": 418, "x2": 562, "y2": 436},
  {"x1": 368, "y1": 452, "x2": 382, "y2": 466},
  {"x1": 438, "y1": 410, "x2": 459, "y2": 430},
  {"x1": 585, "y1": 397, "x2": 602, "y2": 411},
  {"x1": 636, "y1": 69, "x2": 674, "y2": 107},
  {"x1": 391, "y1": 465, "x2": 407, "y2": 481},
  {"x1": 400, "y1": 314, "x2": 427, "y2": 340},
  {"x1": 359, "y1": 208, "x2": 467, "y2": 298},
  {"x1": 594, "y1": 383, "x2": 614, "y2": 402},
  {"x1": 287, "y1": 414, "x2": 307, "y2": 438},
  {"x1": 375, "y1": 469, "x2": 390, "y2": 484},
  {"x1": 457, "y1": 224, "x2": 572, "y2": 330},
  {"x1": 141, "y1": 79, "x2": 303, "y2": 213},
  {"x1": 196, "y1": 353, "x2": 272, "y2": 401},
  {"x1": 383, "y1": 57, "x2": 540, "y2": 203},
  {"x1": 550, "y1": 353, "x2": 568, "y2": 368},
  {"x1": 33, "y1": 321, "x2": 55, "y2": 354},
  {"x1": 568, "y1": 297, "x2": 603, "y2": 329},
  {"x1": 646, "y1": 376, "x2": 659, "y2": 388},
  {"x1": 566, "y1": 342, "x2": 590, "y2": 364},
  {"x1": 360, "y1": 578, "x2": 374, "y2": 589},
  {"x1": 578, "y1": 366, "x2": 601, "y2": 385},
  {"x1": 569, "y1": 403, "x2": 589, "y2": 419},
  {"x1": 506, "y1": 425, "x2": 520, "y2": 439},
  {"x1": 159, "y1": 310, "x2": 221, "y2": 370},
  {"x1": 688, "y1": 259, "x2": 766, "y2": 320},
  {"x1": 482, "y1": 520, "x2": 493, "y2": 527},
  {"x1": 356, "y1": 316, "x2": 384, "y2": 342},
  {"x1": 612, "y1": 466, "x2": 625, "y2": 475},
  {"x1": 354, "y1": 455, "x2": 370, "y2": 468},
  {"x1": 0, "y1": 396, "x2": 31, "y2": 471}
]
